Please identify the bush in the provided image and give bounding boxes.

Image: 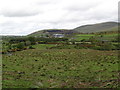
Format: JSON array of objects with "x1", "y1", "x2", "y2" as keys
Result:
[
  {"x1": 114, "y1": 44, "x2": 120, "y2": 50},
  {"x1": 28, "y1": 37, "x2": 36, "y2": 45},
  {"x1": 29, "y1": 46, "x2": 35, "y2": 49},
  {"x1": 81, "y1": 39, "x2": 86, "y2": 42},
  {"x1": 16, "y1": 42, "x2": 25, "y2": 49}
]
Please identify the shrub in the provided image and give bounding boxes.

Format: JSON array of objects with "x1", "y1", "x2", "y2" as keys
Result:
[
  {"x1": 81, "y1": 39, "x2": 86, "y2": 42},
  {"x1": 16, "y1": 42, "x2": 25, "y2": 49},
  {"x1": 29, "y1": 45, "x2": 35, "y2": 49},
  {"x1": 28, "y1": 37, "x2": 36, "y2": 45},
  {"x1": 114, "y1": 44, "x2": 120, "y2": 50}
]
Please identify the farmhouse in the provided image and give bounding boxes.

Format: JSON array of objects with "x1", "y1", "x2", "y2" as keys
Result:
[{"x1": 53, "y1": 34, "x2": 64, "y2": 38}]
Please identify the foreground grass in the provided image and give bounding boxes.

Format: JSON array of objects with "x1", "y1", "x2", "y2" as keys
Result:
[{"x1": 2, "y1": 49, "x2": 119, "y2": 88}]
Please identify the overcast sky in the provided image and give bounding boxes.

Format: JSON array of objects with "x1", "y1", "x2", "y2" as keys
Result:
[{"x1": 0, "y1": 0, "x2": 119, "y2": 35}]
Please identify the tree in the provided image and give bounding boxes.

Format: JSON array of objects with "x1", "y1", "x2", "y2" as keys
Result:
[
  {"x1": 28, "y1": 37, "x2": 36, "y2": 45},
  {"x1": 16, "y1": 42, "x2": 25, "y2": 49}
]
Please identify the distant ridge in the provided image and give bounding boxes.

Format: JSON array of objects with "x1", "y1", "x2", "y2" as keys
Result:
[
  {"x1": 28, "y1": 22, "x2": 118, "y2": 36},
  {"x1": 73, "y1": 22, "x2": 118, "y2": 33},
  {"x1": 28, "y1": 29, "x2": 78, "y2": 37}
]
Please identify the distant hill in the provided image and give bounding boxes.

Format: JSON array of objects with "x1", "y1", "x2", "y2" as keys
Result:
[
  {"x1": 28, "y1": 22, "x2": 118, "y2": 37},
  {"x1": 73, "y1": 22, "x2": 118, "y2": 33},
  {"x1": 28, "y1": 29, "x2": 78, "y2": 37}
]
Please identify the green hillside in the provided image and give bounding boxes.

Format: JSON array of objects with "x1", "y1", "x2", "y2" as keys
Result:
[
  {"x1": 28, "y1": 29, "x2": 75, "y2": 37},
  {"x1": 28, "y1": 22, "x2": 118, "y2": 37},
  {"x1": 73, "y1": 22, "x2": 118, "y2": 33}
]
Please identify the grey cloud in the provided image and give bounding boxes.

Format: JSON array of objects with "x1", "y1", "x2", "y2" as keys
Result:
[
  {"x1": 36, "y1": 0, "x2": 58, "y2": 5},
  {"x1": 2, "y1": 11, "x2": 39, "y2": 17},
  {"x1": 65, "y1": 4, "x2": 94, "y2": 12},
  {"x1": 1, "y1": 9, "x2": 40, "y2": 17},
  {"x1": 0, "y1": 22, "x2": 35, "y2": 35}
]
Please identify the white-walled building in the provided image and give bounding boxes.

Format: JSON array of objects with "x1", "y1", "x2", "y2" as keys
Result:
[{"x1": 53, "y1": 34, "x2": 64, "y2": 38}]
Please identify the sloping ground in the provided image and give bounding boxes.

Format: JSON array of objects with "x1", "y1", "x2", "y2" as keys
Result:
[
  {"x1": 73, "y1": 22, "x2": 118, "y2": 33},
  {"x1": 2, "y1": 49, "x2": 119, "y2": 88},
  {"x1": 28, "y1": 22, "x2": 118, "y2": 37}
]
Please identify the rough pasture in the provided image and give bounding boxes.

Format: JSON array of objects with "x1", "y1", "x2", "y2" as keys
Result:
[{"x1": 2, "y1": 49, "x2": 119, "y2": 88}]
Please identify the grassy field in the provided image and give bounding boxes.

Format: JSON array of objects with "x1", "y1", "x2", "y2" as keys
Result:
[
  {"x1": 74, "y1": 33, "x2": 118, "y2": 41},
  {"x1": 32, "y1": 44, "x2": 57, "y2": 49},
  {"x1": 2, "y1": 47, "x2": 119, "y2": 88},
  {"x1": 74, "y1": 34, "x2": 95, "y2": 41}
]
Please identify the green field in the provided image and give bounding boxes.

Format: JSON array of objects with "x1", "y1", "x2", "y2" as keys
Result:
[
  {"x1": 74, "y1": 33, "x2": 118, "y2": 41},
  {"x1": 74, "y1": 34, "x2": 95, "y2": 41},
  {"x1": 2, "y1": 47, "x2": 119, "y2": 88},
  {"x1": 32, "y1": 44, "x2": 57, "y2": 49}
]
